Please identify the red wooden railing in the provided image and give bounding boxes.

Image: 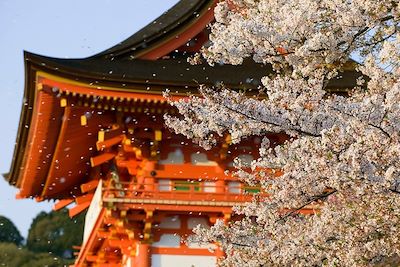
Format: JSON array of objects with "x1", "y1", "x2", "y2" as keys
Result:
[{"x1": 103, "y1": 181, "x2": 262, "y2": 204}]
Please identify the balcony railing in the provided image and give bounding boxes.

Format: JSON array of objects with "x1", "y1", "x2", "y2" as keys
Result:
[{"x1": 102, "y1": 181, "x2": 262, "y2": 206}]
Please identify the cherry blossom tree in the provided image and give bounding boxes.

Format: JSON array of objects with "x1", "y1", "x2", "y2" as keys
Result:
[{"x1": 166, "y1": 0, "x2": 400, "y2": 266}]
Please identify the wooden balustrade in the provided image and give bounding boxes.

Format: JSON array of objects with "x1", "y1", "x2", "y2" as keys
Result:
[{"x1": 102, "y1": 180, "x2": 264, "y2": 204}]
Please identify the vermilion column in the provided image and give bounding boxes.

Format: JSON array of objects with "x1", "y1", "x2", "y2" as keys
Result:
[
  {"x1": 215, "y1": 246, "x2": 225, "y2": 262},
  {"x1": 136, "y1": 243, "x2": 151, "y2": 267},
  {"x1": 216, "y1": 179, "x2": 225, "y2": 193}
]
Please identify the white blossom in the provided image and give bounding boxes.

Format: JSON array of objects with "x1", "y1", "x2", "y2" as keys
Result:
[{"x1": 166, "y1": 0, "x2": 400, "y2": 266}]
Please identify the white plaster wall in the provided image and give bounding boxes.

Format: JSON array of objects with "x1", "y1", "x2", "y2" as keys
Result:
[
  {"x1": 158, "y1": 179, "x2": 171, "y2": 191},
  {"x1": 83, "y1": 180, "x2": 103, "y2": 244},
  {"x1": 203, "y1": 181, "x2": 216, "y2": 193},
  {"x1": 186, "y1": 240, "x2": 216, "y2": 250},
  {"x1": 227, "y1": 154, "x2": 254, "y2": 167},
  {"x1": 152, "y1": 234, "x2": 181, "y2": 248},
  {"x1": 159, "y1": 149, "x2": 184, "y2": 164},
  {"x1": 187, "y1": 217, "x2": 209, "y2": 229},
  {"x1": 191, "y1": 153, "x2": 218, "y2": 166},
  {"x1": 228, "y1": 181, "x2": 241, "y2": 193},
  {"x1": 156, "y1": 216, "x2": 181, "y2": 229},
  {"x1": 152, "y1": 255, "x2": 216, "y2": 267}
]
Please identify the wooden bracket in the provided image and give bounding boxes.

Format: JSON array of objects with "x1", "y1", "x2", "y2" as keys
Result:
[
  {"x1": 98, "y1": 127, "x2": 122, "y2": 142},
  {"x1": 90, "y1": 153, "x2": 116, "y2": 167},
  {"x1": 75, "y1": 193, "x2": 94, "y2": 205},
  {"x1": 36, "y1": 83, "x2": 43, "y2": 91},
  {"x1": 80, "y1": 115, "x2": 87, "y2": 126},
  {"x1": 220, "y1": 134, "x2": 232, "y2": 160},
  {"x1": 96, "y1": 135, "x2": 124, "y2": 151},
  {"x1": 68, "y1": 201, "x2": 90, "y2": 218},
  {"x1": 80, "y1": 180, "x2": 99, "y2": 193},
  {"x1": 53, "y1": 199, "x2": 74, "y2": 211},
  {"x1": 60, "y1": 98, "x2": 67, "y2": 107}
]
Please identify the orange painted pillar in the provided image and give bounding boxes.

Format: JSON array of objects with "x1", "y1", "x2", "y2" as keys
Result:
[
  {"x1": 144, "y1": 177, "x2": 155, "y2": 192},
  {"x1": 141, "y1": 160, "x2": 156, "y2": 192},
  {"x1": 216, "y1": 245, "x2": 225, "y2": 262},
  {"x1": 136, "y1": 243, "x2": 151, "y2": 267},
  {"x1": 216, "y1": 179, "x2": 225, "y2": 194}
]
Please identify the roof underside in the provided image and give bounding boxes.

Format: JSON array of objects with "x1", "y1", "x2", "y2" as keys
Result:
[
  {"x1": 7, "y1": 0, "x2": 215, "y2": 190},
  {"x1": 24, "y1": 52, "x2": 360, "y2": 93}
]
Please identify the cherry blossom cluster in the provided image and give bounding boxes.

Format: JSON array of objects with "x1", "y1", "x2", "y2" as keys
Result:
[{"x1": 165, "y1": 0, "x2": 400, "y2": 265}]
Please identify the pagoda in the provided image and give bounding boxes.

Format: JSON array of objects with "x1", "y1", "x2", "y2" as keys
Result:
[{"x1": 5, "y1": 0, "x2": 359, "y2": 266}]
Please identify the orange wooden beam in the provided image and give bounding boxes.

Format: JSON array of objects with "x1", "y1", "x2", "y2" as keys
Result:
[
  {"x1": 107, "y1": 203, "x2": 233, "y2": 213},
  {"x1": 74, "y1": 209, "x2": 106, "y2": 267},
  {"x1": 152, "y1": 247, "x2": 214, "y2": 256},
  {"x1": 53, "y1": 198, "x2": 74, "y2": 211},
  {"x1": 75, "y1": 193, "x2": 94, "y2": 205},
  {"x1": 155, "y1": 163, "x2": 227, "y2": 179},
  {"x1": 40, "y1": 76, "x2": 176, "y2": 103},
  {"x1": 90, "y1": 153, "x2": 115, "y2": 167},
  {"x1": 96, "y1": 135, "x2": 124, "y2": 151},
  {"x1": 97, "y1": 230, "x2": 111, "y2": 239},
  {"x1": 85, "y1": 255, "x2": 98, "y2": 262},
  {"x1": 69, "y1": 201, "x2": 90, "y2": 218},
  {"x1": 81, "y1": 180, "x2": 99, "y2": 193},
  {"x1": 17, "y1": 90, "x2": 64, "y2": 198},
  {"x1": 98, "y1": 128, "x2": 123, "y2": 142},
  {"x1": 107, "y1": 239, "x2": 132, "y2": 248}
]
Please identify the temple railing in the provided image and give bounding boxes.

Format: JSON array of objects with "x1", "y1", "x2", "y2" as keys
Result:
[{"x1": 102, "y1": 181, "x2": 262, "y2": 205}]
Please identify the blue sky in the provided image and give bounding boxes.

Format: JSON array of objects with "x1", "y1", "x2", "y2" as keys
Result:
[{"x1": 0, "y1": 0, "x2": 179, "y2": 238}]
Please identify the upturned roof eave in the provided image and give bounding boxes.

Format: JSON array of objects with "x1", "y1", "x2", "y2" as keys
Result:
[
  {"x1": 21, "y1": 51, "x2": 272, "y2": 91},
  {"x1": 6, "y1": 53, "x2": 38, "y2": 186},
  {"x1": 92, "y1": 0, "x2": 213, "y2": 60}
]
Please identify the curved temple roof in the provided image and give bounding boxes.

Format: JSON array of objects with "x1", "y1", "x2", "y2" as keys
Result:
[
  {"x1": 6, "y1": 0, "x2": 361, "y2": 196},
  {"x1": 6, "y1": 0, "x2": 215, "y2": 189}
]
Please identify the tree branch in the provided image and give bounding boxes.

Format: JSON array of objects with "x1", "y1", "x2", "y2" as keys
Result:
[
  {"x1": 277, "y1": 189, "x2": 337, "y2": 222},
  {"x1": 218, "y1": 100, "x2": 322, "y2": 138}
]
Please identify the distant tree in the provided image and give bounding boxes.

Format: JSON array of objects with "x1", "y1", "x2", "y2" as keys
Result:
[
  {"x1": 0, "y1": 215, "x2": 23, "y2": 245},
  {"x1": 26, "y1": 208, "x2": 85, "y2": 258},
  {"x1": 0, "y1": 242, "x2": 72, "y2": 267}
]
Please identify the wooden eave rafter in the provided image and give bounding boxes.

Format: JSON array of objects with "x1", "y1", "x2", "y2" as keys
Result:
[
  {"x1": 8, "y1": 66, "x2": 180, "y2": 199},
  {"x1": 37, "y1": 71, "x2": 174, "y2": 103},
  {"x1": 11, "y1": 66, "x2": 65, "y2": 197},
  {"x1": 41, "y1": 102, "x2": 115, "y2": 198}
]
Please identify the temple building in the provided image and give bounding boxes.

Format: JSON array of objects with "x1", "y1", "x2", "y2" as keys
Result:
[{"x1": 5, "y1": 0, "x2": 358, "y2": 266}]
